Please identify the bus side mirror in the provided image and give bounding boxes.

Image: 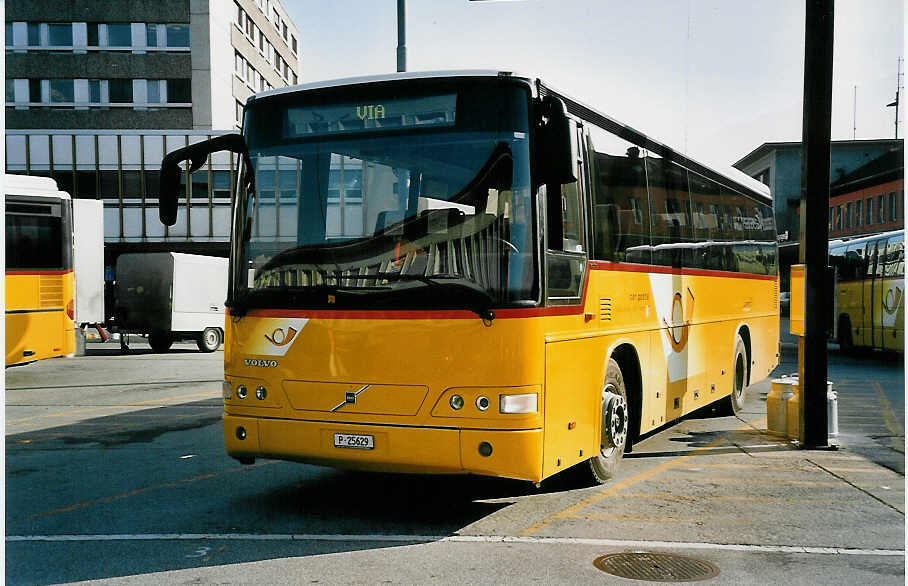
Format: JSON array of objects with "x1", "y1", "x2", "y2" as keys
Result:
[
  {"x1": 535, "y1": 95, "x2": 577, "y2": 187},
  {"x1": 159, "y1": 133, "x2": 247, "y2": 226}
]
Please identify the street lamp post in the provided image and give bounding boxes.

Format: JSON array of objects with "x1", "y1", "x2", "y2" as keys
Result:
[{"x1": 397, "y1": 0, "x2": 406, "y2": 72}]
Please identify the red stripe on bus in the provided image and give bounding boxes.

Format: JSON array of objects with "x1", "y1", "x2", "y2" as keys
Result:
[{"x1": 5, "y1": 269, "x2": 74, "y2": 276}]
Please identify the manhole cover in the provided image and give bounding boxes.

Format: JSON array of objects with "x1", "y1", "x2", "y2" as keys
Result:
[{"x1": 593, "y1": 552, "x2": 720, "y2": 582}]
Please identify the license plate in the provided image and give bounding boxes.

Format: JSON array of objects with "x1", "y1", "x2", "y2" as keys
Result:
[{"x1": 334, "y1": 433, "x2": 374, "y2": 450}]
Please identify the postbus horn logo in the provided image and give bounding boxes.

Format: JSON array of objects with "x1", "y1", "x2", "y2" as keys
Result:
[
  {"x1": 883, "y1": 287, "x2": 903, "y2": 316},
  {"x1": 265, "y1": 327, "x2": 298, "y2": 347},
  {"x1": 663, "y1": 288, "x2": 695, "y2": 352}
]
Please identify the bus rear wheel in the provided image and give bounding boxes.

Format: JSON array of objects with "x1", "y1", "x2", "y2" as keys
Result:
[
  {"x1": 721, "y1": 335, "x2": 748, "y2": 415},
  {"x1": 588, "y1": 358, "x2": 629, "y2": 484},
  {"x1": 837, "y1": 316, "x2": 854, "y2": 353},
  {"x1": 197, "y1": 328, "x2": 221, "y2": 353},
  {"x1": 148, "y1": 331, "x2": 173, "y2": 353}
]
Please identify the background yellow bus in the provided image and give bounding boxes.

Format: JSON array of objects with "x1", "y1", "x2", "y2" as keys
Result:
[
  {"x1": 829, "y1": 229, "x2": 904, "y2": 352},
  {"x1": 5, "y1": 174, "x2": 76, "y2": 366},
  {"x1": 159, "y1": 71, "x2": 779, "y2": 484}
]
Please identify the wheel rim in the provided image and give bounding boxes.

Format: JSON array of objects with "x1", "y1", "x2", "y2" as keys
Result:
[
  {"x1": 205, "y1": 330, "x2": 218, "y2": 347},
  {"x1": 600, "y1": 383, "x2": 628, "y2": 458}
]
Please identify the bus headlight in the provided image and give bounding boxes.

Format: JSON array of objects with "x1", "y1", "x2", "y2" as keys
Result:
[
  {"x1": 499, "y1": 393, "x2": 537, "y2": 414},
  {"x1": 222, "y1": 381, "x2": 232, "y2": 399},
  {"x1": 449, "y1": 394, "x2": 465, "y2": 410},
  {"x1": 236, "y1": 385, "x2": 248, "y2": 399}
]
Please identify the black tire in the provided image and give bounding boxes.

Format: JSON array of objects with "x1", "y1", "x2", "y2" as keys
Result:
[
  {"x1": 721, "y1": 335, "x2": 748, "y2": 415},
  {"x1": 838, "y1": 315, "x2": 854, "y2": 353},
  {"x1": 148, "y1": 331, "x2": 173, "y2": 353},
  {"x1": 588, "y1": 358, "x2": 630, "y2": 484},
  {"x1": 197, "y1": 327, "x2": 221, "y2": 353}
]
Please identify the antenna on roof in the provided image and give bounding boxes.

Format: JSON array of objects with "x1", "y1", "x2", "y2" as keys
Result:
[{"x1": 886, "y1": 57, "x2": 902, "y2": 139}]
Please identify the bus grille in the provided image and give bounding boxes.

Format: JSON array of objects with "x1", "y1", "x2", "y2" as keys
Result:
[
  {"x1": 600, "y1": 298, "x2": 613, "y2": 321},
  {"x1": 39, "y1": 275, "x2": 64, "y2": 308}
]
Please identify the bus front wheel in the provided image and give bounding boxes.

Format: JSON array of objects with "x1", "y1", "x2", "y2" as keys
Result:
[{"x1": 589, "y1": 358, "x2": 629, "y2": 484}]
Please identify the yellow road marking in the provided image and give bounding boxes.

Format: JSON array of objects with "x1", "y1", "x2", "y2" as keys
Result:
[
  {"x1": 9, "y1": 461, "x2": 277, "y2": 524},
  {"x1": 519, "y1": 417, "x2": 766, "y2": 537},
  {"x1": 602, "y1": 492, "x2": 850, "y2": 504},
  {"x1": 872, "y1": 381, "x2": 904, "y2": 437}
]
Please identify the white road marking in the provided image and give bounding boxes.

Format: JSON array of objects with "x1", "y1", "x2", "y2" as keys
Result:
[{"x1": 5, "y1": 533, "x2": 904, "y2": 556}]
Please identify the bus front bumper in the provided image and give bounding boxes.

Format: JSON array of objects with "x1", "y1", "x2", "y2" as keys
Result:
[{"x1": 224, "y1": 414, "x2": 544, "y2": 482}]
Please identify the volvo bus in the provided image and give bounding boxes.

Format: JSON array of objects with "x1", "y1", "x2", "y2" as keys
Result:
[
  {"x1": 829, "y1": 229, "x2": 904, "y2": 352},
  {"x1": 5, "y1": 174, "x2": 76, "y2": 366},
  {"x1": 158, "y1": 71, "x2": 779, "y2": 484}
]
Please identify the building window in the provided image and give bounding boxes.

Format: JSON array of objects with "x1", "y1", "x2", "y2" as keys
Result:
[
  {"x1": 291, "y1": 34, "x2": 297, "y2": 54},
  {"x1": 87, "y1": 23, "x2": 100, "y2": 46},
  {"x1": 846, "y1": 202, "x2": 853, "y2": 229},
  {"x1": 109, "y1": 79, "x2": 133, "y2": 103},
  {"x1": 27, "y1": 23, "x2": 41, "y2": 46},
  {"x1": 877, "y1": 194, "x2": 885, "y2": 223},
  {"x1": 282, "y1": 21, "x2": 288, "y2": 40},
  {"x1": 146, "y1": 23, "x2": 159, "y2": 47},
  {"x1": 166, "y1": 79, "x2": 191, "y2": 103},
  {"x1": 29, "y1": 79, "x2": 42, "y2": 102},
  {"x1": 5, "y1": 23, "x2": 12, "y2": 47},
  {"x1": 889, "y1": 192, "x2": 898, "y2": 222},
  {"x1": 49, "y1": 79, "x2": 74, "y2": 103},
  {"x1": 273, "y1": 8, "x2": 280, "y2": 27},
  {"x1": 866, "y1": 197, "x2": 874, "y2": 225},
  {"x1": 235, "y1": 51, "x2": 243, "y2": 76},
  {"x1": 88, "y1": 80, "x2": 102, "y2": 103},
  {"x1": 829, "y1": 207, "x2": 835, "y2": 230},
  {"x1": 856, "y1": 199, "x2": 862, "y2": 227},
  {"x1": 5, "y1": 79, "x2": 15, "y2": 102},
  {"x1": 236, "y1": 2, "x2": 244, "y2": 27},
  {"x1": 147, "y1": 80, "x2": 162, "y2": 103},
  {"x1": 753, "y1": 168, "x2": 770, "y2": 186},
  {"x1": 166, "y1": 24, "x2": 189, "y2": 48},
  {"x1": 107, "y1": 24, "x2": 132, "y2": 47},
  {"x1": 837, "y1": 205, "x2": 844, "y2": 231},
  {"x1": 48, "y1": 24, "x2": 73, "y2": 47}
]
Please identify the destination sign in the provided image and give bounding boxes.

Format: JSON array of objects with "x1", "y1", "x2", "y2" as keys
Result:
[{"x1": 286, "y1": 94, "x2": 457, "y2": 137}]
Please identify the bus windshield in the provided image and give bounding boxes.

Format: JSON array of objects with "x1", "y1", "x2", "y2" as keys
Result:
[{"x1": 237, "y1": 83, "x2": 537, "y2": 313}]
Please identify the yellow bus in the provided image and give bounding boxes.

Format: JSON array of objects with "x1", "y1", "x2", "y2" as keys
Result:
[
  {"x1": 158, "y1": 72, "x2": 779, "y2": 483},
  {"x1": 829, "y1": 229, "x2": 904, "y2": 352},
  {"x1": 5, "y1": 174, "x2": 76, "y2": 366}
]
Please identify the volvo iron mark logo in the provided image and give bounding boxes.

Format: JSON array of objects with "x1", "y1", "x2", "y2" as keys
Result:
[{"x1": 245, "y1": 359, "x2": 279, "y2": 368}]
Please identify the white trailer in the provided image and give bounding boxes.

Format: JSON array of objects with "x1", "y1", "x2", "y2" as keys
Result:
[
  {"x1": 114, "y1": 252, "x2": 228, "y2": 353},
  {"x1": 72, "y1": 199, "x2": 105, "y2": 328}
]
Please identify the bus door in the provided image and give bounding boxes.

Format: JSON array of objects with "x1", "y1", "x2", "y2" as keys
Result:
[
  {"x1": 881, "y1": 235, "x2": 904, "y2": 350},
  {"x1": 842, "y1": 242, "x2": 868, "y2": 346},
  {"x1": 869, "y1": 237, "x2": 888, "y2": 349}
]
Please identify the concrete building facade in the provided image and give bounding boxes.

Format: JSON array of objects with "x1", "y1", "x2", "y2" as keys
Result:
[
  {"x1": 5, "y1": 0, "x2": 300, "y2": 131},
  {"x1": 733, "y1": 139, "x2": 902, "y2": 243}
]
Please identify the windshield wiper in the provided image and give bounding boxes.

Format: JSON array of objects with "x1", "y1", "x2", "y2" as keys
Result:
[{"x1": 356, "y1": 272, "x2": 496, "y2": 321}]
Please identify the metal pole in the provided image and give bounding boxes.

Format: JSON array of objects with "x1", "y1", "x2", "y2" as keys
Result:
[
  {"x1": 798, "y1": 0, "x2": 834, "y2": 448},
  {"x1": 397, "y1": 0, "x2": 406, "y2": 72}
]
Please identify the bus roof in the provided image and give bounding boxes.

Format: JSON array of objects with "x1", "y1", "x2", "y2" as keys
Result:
[
  {"x1": 252, "y1": 70, "x2": 770, "y2": 203},
  {"x1": 4, "y1": 174, "x2": 71, "y2": 200},
  {"x1": 829, "y1": 228, "x2": 904, "y2": 248}
]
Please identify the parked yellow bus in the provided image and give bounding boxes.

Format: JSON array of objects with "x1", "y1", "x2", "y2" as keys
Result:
[
  {"x1": 5, "y1": 174, "x2": 76, "y2": 366},
  {"x1": 158, "y1": 72, "x2": 779, "y2": 483},
  {"x1": 829, "y1": 229, "x2": 904, "y2": 352}
]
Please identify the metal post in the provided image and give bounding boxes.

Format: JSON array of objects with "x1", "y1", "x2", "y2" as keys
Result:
[
  {"x1": 798, "y1": 0, "x2": 834, "y2": 448},
  {"x1": 397, "y1": 0, "x2": 406, "y2": 72}
]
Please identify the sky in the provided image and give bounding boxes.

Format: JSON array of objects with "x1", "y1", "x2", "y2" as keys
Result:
[{"x1": 285, "y1": 0, "x2": 904, "y2": 169}]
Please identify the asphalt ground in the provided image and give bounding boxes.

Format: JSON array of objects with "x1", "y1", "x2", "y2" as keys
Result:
[{"x1": 4, "y1": 330, "x2": 905, "y2": 585}]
